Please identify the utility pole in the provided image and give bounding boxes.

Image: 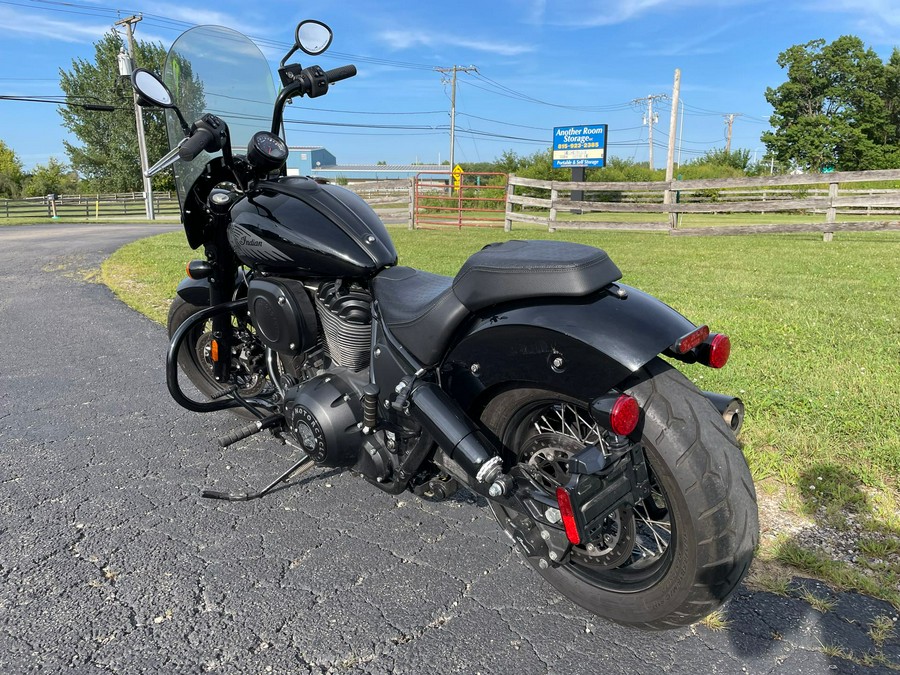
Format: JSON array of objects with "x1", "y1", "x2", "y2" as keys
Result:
[
  {"x1": 665, "y1": 69, "x2": 681, "y2": 185},
  {"x1": 116, "y1": 14, "x2": 154, "y2": 220},
  {"x1": 664, "y1": 70, "x2": 681, "y2": 230},
  {"x1": 723, "y1": 113, "x2": 742, "y2": 154},
  {"x1": 435, "y1": 65, "x2": 477, "y2": 173},
  {"x1": 632, "y1": 93, "x2": 667, "y2": 169}
]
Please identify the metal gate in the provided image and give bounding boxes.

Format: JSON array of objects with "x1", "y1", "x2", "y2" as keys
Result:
[{"x1": 413, "y1": 171, "x2": 508, "y2": 229}]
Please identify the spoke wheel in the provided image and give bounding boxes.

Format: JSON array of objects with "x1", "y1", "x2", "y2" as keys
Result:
[
  {"x1": 496, "y1": 399, "x2": 674, "y2": 590},
  {"x1": 479, "y1": 358, "x2": 758, "y2": 629}
]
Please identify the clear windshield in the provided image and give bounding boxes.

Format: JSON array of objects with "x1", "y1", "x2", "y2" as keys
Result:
[{"x1": 163, "y1": 25, "x2": 276, "y2": 205}]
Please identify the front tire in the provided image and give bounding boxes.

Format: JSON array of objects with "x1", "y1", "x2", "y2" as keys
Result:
[
  {"x1": 480, "y1": 358, "x2": 758, "y2": 629},
  {"x1": 167, "y1": 296, "x2": 270, "y2": 420}
]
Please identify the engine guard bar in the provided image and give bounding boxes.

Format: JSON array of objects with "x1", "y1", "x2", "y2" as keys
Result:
[{"x1": 166, "y1": 299, "x2": 278, "y2": 415}]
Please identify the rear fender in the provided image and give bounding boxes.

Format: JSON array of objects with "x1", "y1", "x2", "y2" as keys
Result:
[{"x1": 442, "y1": 285, "x2": 698, "y2": 410}]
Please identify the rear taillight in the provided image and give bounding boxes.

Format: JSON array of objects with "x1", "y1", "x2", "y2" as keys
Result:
[
  {"x1": 703, "y1": 333, "x2": 731, "y2": 368},
  {"x1": 609, "y1": 395, "x2": 640, "y2": 436},
  {"x1": 673, "y1": 325, "x2": 710, "y2": 354},
  {"x1": 556, "y1": 487, "x2": 581, "y2": 545},
  {"x1": 590, "y1": 393, "x2": 641, "y2": 436}
]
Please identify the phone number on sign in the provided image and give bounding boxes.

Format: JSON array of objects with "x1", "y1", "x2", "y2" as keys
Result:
[{"x1": 556, "y1": 142, "x2": 602, "y2": 150}]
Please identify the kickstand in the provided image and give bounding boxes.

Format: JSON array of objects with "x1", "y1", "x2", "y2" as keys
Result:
[{"x1": 201, "y1": 453, "x2": 315, "y2": 502}]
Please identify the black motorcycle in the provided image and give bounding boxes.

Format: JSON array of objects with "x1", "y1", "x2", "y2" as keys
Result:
[{"x1": 129, "y1": 20, "x2": 758, "y2": 629}]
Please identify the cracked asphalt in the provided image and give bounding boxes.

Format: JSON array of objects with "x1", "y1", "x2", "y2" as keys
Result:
[{"x1": 1, "y1": 223, "x2": 898, "y2": 674}]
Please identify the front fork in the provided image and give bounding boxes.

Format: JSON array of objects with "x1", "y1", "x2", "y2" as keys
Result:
[{"x1": 206, "y1": 215, "x2": 238, "y2": 384}]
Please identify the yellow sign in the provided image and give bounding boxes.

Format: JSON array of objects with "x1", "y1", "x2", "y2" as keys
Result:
[{"x1": 452, "y1": 164, "x2": 463, "y2": 190}]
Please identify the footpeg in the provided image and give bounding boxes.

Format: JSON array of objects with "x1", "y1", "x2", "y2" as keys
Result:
[{"x1": 217, "y1": 413, "x2": 283, "y2": 447}]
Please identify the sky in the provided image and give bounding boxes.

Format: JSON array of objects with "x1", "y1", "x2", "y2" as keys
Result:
[{"x1": 1, "y1": 0, "x2": 899, "y2": 171}]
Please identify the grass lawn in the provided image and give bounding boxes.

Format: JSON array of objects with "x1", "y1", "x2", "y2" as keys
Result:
[{"x1": 102, "y1": 224, "x2": 900, "y2": 607}]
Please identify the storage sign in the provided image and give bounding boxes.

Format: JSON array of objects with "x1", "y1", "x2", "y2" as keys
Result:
[{"x1": 552, "y1": 124, "x2": 607, "y2": 168}]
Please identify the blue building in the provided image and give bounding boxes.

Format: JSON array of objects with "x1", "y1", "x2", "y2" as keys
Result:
[{"x1": 287, "y1": 146, "x2": 446, "y2": 181}]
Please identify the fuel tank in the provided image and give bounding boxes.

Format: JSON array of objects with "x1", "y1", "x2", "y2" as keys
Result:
[{"x1": 228, "y1": 176, "x2": 398, "y2": 278}]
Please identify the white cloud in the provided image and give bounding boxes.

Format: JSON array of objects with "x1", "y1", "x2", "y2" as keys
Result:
[
  {"x1": 378, "y1": 29, "x2": 535, "y2": 57},
  {"x1": 0, "y1": 7, "x2": 109, "y2": 43},
  {"x1": 525, "y1": 0, "x2": 749, "y2": 27},
  {"x1": 138, "y1": 2, "x2": 249, "y2": 30},
  {"x1": 812, "y1": 0, "x2": 900, "y2": 41}
]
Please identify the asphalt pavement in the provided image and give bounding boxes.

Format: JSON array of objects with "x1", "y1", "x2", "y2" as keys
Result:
[{"x1": 0, "y1": 222, "x2": 898, "y2": 674}]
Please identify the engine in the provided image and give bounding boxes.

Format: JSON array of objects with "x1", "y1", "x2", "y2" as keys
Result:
[
  {"x1": 315, "y1": 281, "x2": 371, "y2": 372},
  {"x1": 247, "y1": 277, "x2": 373, "y2": 376},
  {"x1": 247, "y1": 277, "x2": 318, "y2": 355}
]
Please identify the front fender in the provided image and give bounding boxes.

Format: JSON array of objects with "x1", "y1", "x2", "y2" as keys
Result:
[
  {"x1": 174, "y1": 271, "x2": 246, "y2": 307},
  {"x1": 174, "y1": 276, "x2": 213, "y2": 307},
  {"x1": 442, "y1": 285, "x2": 698, "y2": 410}
]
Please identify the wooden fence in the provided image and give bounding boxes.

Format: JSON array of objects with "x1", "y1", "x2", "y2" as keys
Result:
[
  {"x1": 0, "y1": 192, "x2": 180, "y2": 219},
  {"x1": 504, "y1": 169, "x2": 900, "y2": 238}
]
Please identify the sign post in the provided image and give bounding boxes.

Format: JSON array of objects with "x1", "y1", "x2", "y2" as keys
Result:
[{"x1": 552, "y1": 124, "x2": 607, "y2": 206}]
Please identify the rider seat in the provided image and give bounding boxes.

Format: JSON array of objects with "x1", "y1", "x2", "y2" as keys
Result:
[{"x1": 372, "y1": 240, "x2": 622, "y2": 366}]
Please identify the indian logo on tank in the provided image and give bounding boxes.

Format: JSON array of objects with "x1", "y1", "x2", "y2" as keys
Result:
[{"x1": 228, "y1": 223, "x2": 292, "y2": 263}]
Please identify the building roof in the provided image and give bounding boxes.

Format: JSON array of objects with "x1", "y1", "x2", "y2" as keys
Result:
[{"x1": 312, "y1": 164, "x2": 448, "y2": 173}]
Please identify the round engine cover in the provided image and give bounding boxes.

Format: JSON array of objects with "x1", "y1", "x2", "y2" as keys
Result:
[
  {"x1": 285, "y1": 375, "x2": 362, "y2": 467},
  {"x1": 247, "y1": 277, "x2": 318, "y2": 354}
]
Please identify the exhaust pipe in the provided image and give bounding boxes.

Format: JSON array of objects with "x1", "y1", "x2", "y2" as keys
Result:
[
  {"x1": 408, "y1": 382, "x2": 502, "y2": 485},
  {"x1": 702, "y1": 391, "x2": 744, "y2": 436}
]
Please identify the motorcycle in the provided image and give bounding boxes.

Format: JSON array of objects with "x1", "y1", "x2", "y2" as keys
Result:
[{"x1": 129, "y1": 19, "x2": 758, "y2": 630}]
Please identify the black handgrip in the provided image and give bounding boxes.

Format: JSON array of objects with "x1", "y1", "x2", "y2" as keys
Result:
[
  {"x1": 218, "y1": 420, "x2": 262, "y2": 448},
  {"x1": 324, "y1": 64, "x2": 357, "y2": 84},
  {"x1": 179, "y1": 127, "x2": 215, "y2": 161}
]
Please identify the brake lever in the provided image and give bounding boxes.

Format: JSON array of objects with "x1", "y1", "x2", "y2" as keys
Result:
[{"x1": 144, "y1": 137, "x2": 188, "y2": 177}]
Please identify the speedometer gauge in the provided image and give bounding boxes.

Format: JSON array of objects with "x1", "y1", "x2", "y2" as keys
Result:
[{"x1": 248, "y1": 131, "x2": 289, "y2": 172}]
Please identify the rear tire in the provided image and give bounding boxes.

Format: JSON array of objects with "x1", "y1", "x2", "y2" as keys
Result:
[{"x1": 480, "y1": 358, "x2": 758, "y2": 629}]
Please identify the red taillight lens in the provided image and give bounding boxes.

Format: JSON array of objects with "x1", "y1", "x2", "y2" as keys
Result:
[
  {"x1": 706, "y1": 333, "x2": 731, "y2": 368},
  {"x1": 609, "y1": 394, "x2": 640, "y2": 436},
  {"x1": 673, "y1": 325, "x2": 710, "y2": 354},
  {"x1": 556, "y1": 487, "x2": 581, "y2": 545}
]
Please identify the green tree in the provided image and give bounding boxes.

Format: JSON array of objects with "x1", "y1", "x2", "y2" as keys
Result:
[
  {"x1": 58, "y1": 31, "x2": 172, "y2": 192},
  {"x1": 693, "y1": 147, "x2": 752, "y2": 172},
  {"x1": 23, "y1": 158, "x2": 79, "y2": 197},
  {"x1": 762, "y1": 36, "x2": 892, "y2": 171},
  {"x1": 0, "y1": 140, "x2": 24, "y2": 198}
]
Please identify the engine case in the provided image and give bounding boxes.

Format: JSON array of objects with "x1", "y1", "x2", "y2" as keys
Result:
[
  {"x1": 285, "y1": 374, "x2": 363, "y2": 466},
  {"x1": 247, "y1": 277, "x2": 318, "y2": 355}
]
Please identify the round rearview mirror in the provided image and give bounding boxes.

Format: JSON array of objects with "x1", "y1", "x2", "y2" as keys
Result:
[
  {"x1": 131, "y1": 68, "x2": 175, "y2": 108},
  {"x1": 295, "y1": 20, "x2": 333, "y2": 56}
]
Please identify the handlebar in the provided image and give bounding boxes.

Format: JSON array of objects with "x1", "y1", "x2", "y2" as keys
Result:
[
  {"x1": 323, "y1": 64, "x2": 357, "y2": 84},
  {"x1": 271, "y1": 63, "x2": 356, "y2": 135},
  {"x1": 178, "y1": 127, "x2": 216, "y2": 162}
]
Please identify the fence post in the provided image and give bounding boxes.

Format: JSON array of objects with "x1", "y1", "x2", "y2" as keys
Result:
[
  {"x1": 407, "y1": 177, "x2": 415, "y2": 230},
  {"x1": 824, "y1": 181, "x2": 838, "y2": 242},
  {"x1": 549, "y1": 186, "x2": 558, "y2": 232},
  {"x1": 504, "y1": 175, "x2": 514, "y2": 232}
]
